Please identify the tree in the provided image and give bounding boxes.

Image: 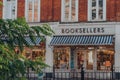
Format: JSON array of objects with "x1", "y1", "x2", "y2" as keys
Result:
[{"x1": 0, "y1": 18, "x2": 54, "y2": 80}]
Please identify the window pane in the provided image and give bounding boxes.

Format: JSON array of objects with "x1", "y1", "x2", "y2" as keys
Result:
[
  {"x1": 26, "y1": 0, "x2": 40, "y2": 22},
  {"x1": 92, "y1": 9, "x2": 96, "y2": 20},
  {"x1": 99, "y1": 0, "x2": 103, "y2": 20},
  {"x1": 54, "y1": 47, "x2": 70, "y2": 69},
  {"x1": 28, "y1": 0, "x2": 32, "y2": 22},
  {"x1": 92, "y1": 0, "x2": 96, "y2": 7},
  {"x1": 65, "y1": 0, "x2": 70, "y2": 21},
  {"x1": 92, "y1": 0, "x2": 96, "y2": 20},
  {"x1": 86, "y1": 51, "x2": 94, "y2": 70},
  {"x1": 71, "y1": 0, "x2": 76, "y2": 21},
  {"x1": 34, "y1": 0, "x2": 38, "y2": 22},
  {"x1": 97, "y1": 50, "x2": 114, "y2": 71},
  {"x1": 4, "y1": 0, "x2": 16, "y2": 19}
]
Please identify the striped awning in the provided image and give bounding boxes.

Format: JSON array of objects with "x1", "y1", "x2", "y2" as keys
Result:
[
  {"x1": 50, "y1": 35, "x2": 114, "y2": 46},
  {"x1": 25, "y1": 37, "x2": 41, "y2": 45}
]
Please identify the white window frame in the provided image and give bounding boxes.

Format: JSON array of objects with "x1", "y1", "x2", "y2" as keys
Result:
[
  {"x1": 3, "y1": 0, "x2": 17, "y2": 19},
  {"x1": 88, "y1": 0, "x2": 106, "y2": 21},
  {"x1": 25, "y1": 0, "x2": 40, "y2": 22},
  {"x1": 61, "y1": 0, "x2": 78, "y2": 22}
]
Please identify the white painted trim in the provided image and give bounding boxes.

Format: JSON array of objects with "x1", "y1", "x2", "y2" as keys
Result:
[
  {"x1": 96, "y1": 0, "x2": 99, "y2": 19},
  {"x1": 32, "y1": 0, "x2": 34, "y2": 22},
  {"x1": 2, "y1": 0, "x2": 5, "y2": 19},
  {"x1": 38, "y1": 0, "x2": 40, "y2": 22},
  {"x1": 61, "y1": 0, "x2": 64, "y2": 22},
  {"x1": 88, "y1": 0, "x2": 91, "y2": 21},
  {"x1": 76, "y1": 0, "x2": 78, "y2": 21},
  {"x1": 103, "y1": 0, "x2": 106, "y2": 21},
  {"x1": 25, "y1": 0, "x2": 28, "y2": 21},
  {"x1": 69, "y1": 0, "x2": 72, "y2": 21},
  {"x1": 15, "y1": 0, "x2": 17, "y2": 19}
]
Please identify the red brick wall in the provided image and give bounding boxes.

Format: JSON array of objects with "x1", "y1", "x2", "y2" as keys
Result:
[
  {"x1": 53, "y1": 0, "x2": 61, "y2": 21},
  {"x1": 106, "y1": 0, "x2": 116, "y2": 21},
  {"x1": 116, "y1": 0, "x2": 120, "y2": 21},
  {"x1": 17, "y1": 0, "x2": 25, "y2": 18},
  {"x1": 0, "y1": 0, "x2": 3, "y2": 19},
  {"x1": 41, "y1": 0, "x2": 53, "y2": 22},
  {"x1": 78, "y1": 0, "x2": 87, "y2": 22}
]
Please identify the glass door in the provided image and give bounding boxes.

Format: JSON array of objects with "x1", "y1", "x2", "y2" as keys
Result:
[
  {"x1": 74, "y1": 49, "x2": 85, "y2": 70},
  {"x1": 86, "y1": 50, "x2": 95, "y2": 70}
]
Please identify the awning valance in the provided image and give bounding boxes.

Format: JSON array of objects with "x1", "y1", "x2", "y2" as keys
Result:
[
  {"x1": 25, "y1": 37, "x2": 42, "y2": 45},
  {"x1": 50, "y1": 35, "x2": 114, "y2": 46}
]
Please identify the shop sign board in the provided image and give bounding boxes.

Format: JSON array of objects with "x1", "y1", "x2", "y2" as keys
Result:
[{"x1": 53, "y1": 25, "x2": 115, "y2": 35}]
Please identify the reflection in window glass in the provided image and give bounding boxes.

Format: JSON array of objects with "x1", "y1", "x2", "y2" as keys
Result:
[
  {"x1": 65, "y1": 0, "x2": 70, "y2": 21},
  {"x1": 90, "y1": 0, "x2": 105, "y2": 21},
  {"x1": 54, "y1": 47, "x2": 70, "y2": 69},
  {"x1": 92, "y1": 9, "x2": 96, "y2": 20},
  {"x1": 86, "y1": 51, "x2": 94, "y2": 70},
  {"x1": 92, "y1": 0, "x2": 96, "y2": 7},
  {"x1": 72, "y1": 0, "x2": 76, "y2": 21},
  {"x1": 97, "y1": 50, "x2": 114, "y2": 71},
  {"x1": 26, "y1": 0, "x2": 40, "y2": 22},
  {"x1": 28, "y1": 0, "x2": 32, "y2": 22},
  {"x1": 3, "y1": 0, "x2": 17, "y2": 19},
  {"x1": 99, "y1": 0, "x2": 103, "y2": 19},
  {"x1": 62, "y1": 0, "x2": 78, "y2": 22}
]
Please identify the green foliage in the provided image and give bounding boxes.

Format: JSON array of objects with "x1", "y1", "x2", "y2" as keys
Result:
[
  {"x1": 0, "y1": 18, "x2": 54, "y2": 51},
  {"x1": 0, "y1": 18, "x2": 53, "y2": 80}
]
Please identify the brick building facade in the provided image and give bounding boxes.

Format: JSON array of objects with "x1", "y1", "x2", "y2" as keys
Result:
[{"x1": 1, "y1": 0, "x2": 120, "y2": 73}]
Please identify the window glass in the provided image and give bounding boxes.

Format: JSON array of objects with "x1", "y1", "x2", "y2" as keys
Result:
[
  {"x1": 86, "y1": 51, "x2": 94, "y2": 70},
  {"x1": 54, "y1": 47, "x2": 70, "y2": 69},
  {"x1": 89, "y1": 0, "x2": 106, "y2": 21},
  {"x1": 62, "y1": 0, "x2": 78, "y2": 22},
  {"x1": 71, "y1": 0, "x2": 76, "y2": 21},
  {"x1": 26, "y1": 0, "x2": 40, "y2": 22},
  {"x1": 97, "y1": 50, "x2": 114, "y2": 71},
  {"x1": 98, "y1": 0, "x2": 103, "y2": 19},
  {"x1": 3, "y1": 0, "x2": 17, "y2": 19}
]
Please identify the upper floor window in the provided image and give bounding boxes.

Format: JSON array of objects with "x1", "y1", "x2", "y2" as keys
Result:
[
  {"x1": 25, "y1": 0, "x2": 40, "y2": 22},
  {"x1": 88, "y1": 0, "x2": 106, "y2": 21},
  {"x1": 3, "y1": 0, "x2": 17, "y2": 19},
  {"x1": 61, "y1": 0, "x2": 78, "y2": 22}
]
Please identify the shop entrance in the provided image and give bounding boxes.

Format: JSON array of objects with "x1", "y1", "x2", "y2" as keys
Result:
[
  {"x1": 74, "y1": 48, "x2": 95, "y2": 71},
  {"x1": 53, "y1": 46, "x2": 114, "y2": 71},
  {"x1": 73, "y1": 47, "x2": 114, "y2": 71}
]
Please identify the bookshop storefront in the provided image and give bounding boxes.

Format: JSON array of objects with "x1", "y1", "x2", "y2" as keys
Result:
[{"x1": 50, "y1": 26, "x2": 115, "y2": 71}]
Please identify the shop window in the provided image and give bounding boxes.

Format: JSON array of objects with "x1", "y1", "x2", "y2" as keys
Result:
[
  {"x1": 88, "y1": 0, "x2": 106, "y2": 21},
  {"x1": 61, "y1": 0, "x2": 78, "y2": 22},
  {"x1": 76, "y1": 51, "x2": 84, "y2": 69},
  {"x1": 97, "y1": 50, "x2": 114, "y2": 71},
  {"x1": 86, "y1": 51, "x2": 94, "y2": 70},
  {"x1": 22, "y1": 47, "x2": 45, "y2": 60},
  {"x1": 3, "y1": 0, "x2": 17, "y2": 19},
  {"x1": 54, "y1": 47, "x2": 70, "y2": 69},
  {"x1": 25, "y1": 0, "x2": 40, "y2": 22}
]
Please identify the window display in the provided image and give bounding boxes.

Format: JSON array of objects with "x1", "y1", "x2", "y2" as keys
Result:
[
  {"x1": 54, "y1": 47, "x2": 70, "y2": 69},
  {"x1": 97, "y1": 50, "x2": 114, "y2": 71},
  {"x1": 86, "y1": 51, "x2": 94, "y2": 70},
  {"x1": 22, "y1": 47, "x2": 45, "y2": 61},
  {"x1": 76, "y1": 51, "x2": 84, "y2": 69}
]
